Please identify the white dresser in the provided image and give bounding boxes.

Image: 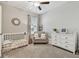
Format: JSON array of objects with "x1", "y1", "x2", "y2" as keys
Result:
[{"x1": 51, "y1": 32, "x2": 77, "y2": 54}]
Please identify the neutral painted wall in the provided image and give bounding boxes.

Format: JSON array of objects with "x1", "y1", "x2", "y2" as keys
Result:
[
  {"x1": 0, "y1": 5, "x2": 2, "y2": 57},
  {"x1": 41, "y1": 2, "x2": 79, "y2": 47},
  {"x1": 2, "y1": 4, "x2": 38, "y2": 33}
]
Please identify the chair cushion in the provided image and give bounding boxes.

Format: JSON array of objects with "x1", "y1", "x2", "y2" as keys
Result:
[
  {"x1": 41, "y1": 33, "x2": 46, "y2": 39},
  {"x1": 34, "y1": 33, "x2": 39, "y2": 37}
]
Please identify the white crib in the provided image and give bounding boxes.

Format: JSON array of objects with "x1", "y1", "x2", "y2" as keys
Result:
[{"x1": 2, "y1": 32, "x2": 28, "y2": 53}]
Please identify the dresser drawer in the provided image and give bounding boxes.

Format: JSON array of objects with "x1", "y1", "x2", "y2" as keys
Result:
[
  {"x1": 64, "y1": 44, "x2": 75, "y2": 52},
  {"x1": 64, "y1": 40, "x2": 75, "y2": 44},
  {"x1": 52, "y1": 40, "x2": 60, "y2": 46}
]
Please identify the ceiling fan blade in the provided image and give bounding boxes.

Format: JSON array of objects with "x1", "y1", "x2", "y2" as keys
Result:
[
  {"x1": 38, "y1": 6, "x2": 42, "y2": 10},
  {"x1": 40, "y1": 2, "x2": 50, "y2": 4}
]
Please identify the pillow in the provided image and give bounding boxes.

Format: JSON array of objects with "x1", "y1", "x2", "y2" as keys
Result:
[
  {"x1": 41, "y1": 33, "x2": 46, "y2": 39},
  {"x1": 34, "y1": 33, "x2": 39, "y2": 37}
]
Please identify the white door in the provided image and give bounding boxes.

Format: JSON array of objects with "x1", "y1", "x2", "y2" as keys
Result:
[{"x1": 0, "y1": 5, "x2": 2, "y2": 57}]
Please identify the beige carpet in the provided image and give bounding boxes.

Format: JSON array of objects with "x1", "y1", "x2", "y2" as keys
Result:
[{"x1": 3, "y1": 44, "x2": 79, "y2": 58}]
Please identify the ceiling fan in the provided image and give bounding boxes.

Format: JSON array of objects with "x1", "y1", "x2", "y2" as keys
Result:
[
  {"x1": 37, "y1": 1, "x2": 50, "y2": 10},
  {"x1": 29, "y1": 1, "x2": 50, "y2": 10}
]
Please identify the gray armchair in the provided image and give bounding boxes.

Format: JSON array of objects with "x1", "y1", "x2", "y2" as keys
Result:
[{"x1": 32, "y1": 31, "x2": 48, "y2": 44}]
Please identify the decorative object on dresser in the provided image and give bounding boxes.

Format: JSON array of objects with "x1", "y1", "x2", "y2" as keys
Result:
[
  {"x1": 53, "y1": 28, "x2": 68, "y2": 33},
  {"x1": 51, "y1": 32, "x2": 77, "y2": 54},
  {"x1": 32, "y1": 31, "x2": 48, "y2": 44},
  {"x1": 53, "y1": 28, "x2": 58, "y2": 33}
]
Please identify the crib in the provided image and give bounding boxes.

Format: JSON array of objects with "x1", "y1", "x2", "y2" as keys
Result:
[{"x1": 2, "y1": 32, "x2": 28, "y2": 53}]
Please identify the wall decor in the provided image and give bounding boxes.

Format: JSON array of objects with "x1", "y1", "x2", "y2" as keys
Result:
[
  {"x1": 39, "y1": 25, "x2": 43, "y2": 31},
  {"x1": 61, "y1": 28, "x2": 67, "y2": 33},
  {"x1": 11, "y1": 18, "x2": 21, "y2": 26}
]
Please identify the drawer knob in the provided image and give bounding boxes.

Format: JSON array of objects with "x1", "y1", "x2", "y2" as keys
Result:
[
  {"x1": 65, "y1": 45, "x2": 68, "y2": 47},
  {"x1": 65, "y1": 41, "x2": 68, "y2": 43},
  {"x1": 55, "y1": 39, "x2": 57, "y2": 40},
  {"x1": 65, "y1": 37, "x2": 68, "y2": 39}
]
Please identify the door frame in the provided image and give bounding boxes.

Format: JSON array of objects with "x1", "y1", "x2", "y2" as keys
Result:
[{"x1": 27, "y1": 15, "x2": 40, "y2": 44}]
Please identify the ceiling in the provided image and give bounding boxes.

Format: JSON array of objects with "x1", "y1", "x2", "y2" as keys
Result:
[{"x1": 0, "y1": 1, "x2": 68, "y2": 14}]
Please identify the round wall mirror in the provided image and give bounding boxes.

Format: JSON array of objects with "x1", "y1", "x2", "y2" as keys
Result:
[{"x1": 11, "y1": 18, "x2": 20, "y2": 26}]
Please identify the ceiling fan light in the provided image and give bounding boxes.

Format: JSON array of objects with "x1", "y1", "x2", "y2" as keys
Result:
[{"x1": 34, "y1": 2, "x2": 40, "y2": 7}]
